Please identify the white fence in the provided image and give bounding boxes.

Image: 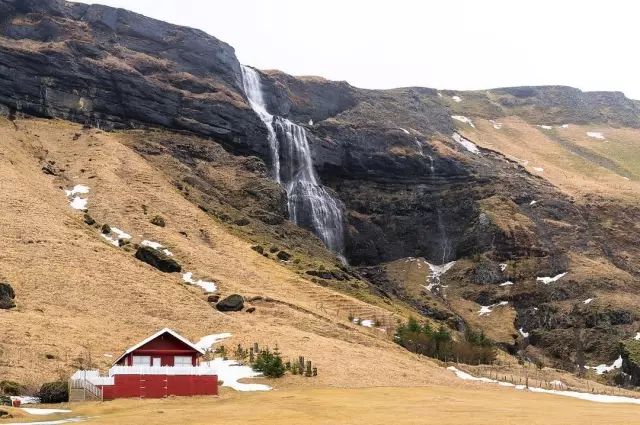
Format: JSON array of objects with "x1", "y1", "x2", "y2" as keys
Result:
[
  {"x1": 69, "y1": 370, "x2": 108, "y2": 399},
  {"x1": 108, "y1": 365, "x2": 217, "y2": 376}
]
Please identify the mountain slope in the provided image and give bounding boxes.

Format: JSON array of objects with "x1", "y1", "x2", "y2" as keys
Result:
[
  {"x1": 2, "y1": 0, "x2": 640, "y2": 390},
  {"x1": 0, "y1": 116, "x2": 449, "y2": 389}
]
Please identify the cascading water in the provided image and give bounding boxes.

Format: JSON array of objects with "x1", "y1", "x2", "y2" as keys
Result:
[
  {"x1": 240, "y1": 65, "x2": 346, "y2": 259},
  {"x1": 240, "y1": 65, "x2": 280, "y2": 181}
]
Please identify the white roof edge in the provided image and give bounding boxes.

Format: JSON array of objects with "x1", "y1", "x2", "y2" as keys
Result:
[{"x1": 112, "y1": 328, "x2": 205, "y2": 366}]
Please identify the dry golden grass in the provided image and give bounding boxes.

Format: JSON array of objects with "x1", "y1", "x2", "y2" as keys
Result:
[
  {"x1": 5, "y1": 385, "x2": 640, "y2": 425},
  {"x1": 0, "y1": 117, "x2": 453, "y2": 390},
  {"x1": 457, "y1": 117, "x2": 640, "y2": 201}
]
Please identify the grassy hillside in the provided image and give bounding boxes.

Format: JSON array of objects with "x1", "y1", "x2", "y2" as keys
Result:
[{"x1": 0, "y1": 117, "x2": 449, "y2": 389}]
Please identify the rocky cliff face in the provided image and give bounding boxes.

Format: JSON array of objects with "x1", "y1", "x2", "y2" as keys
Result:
[
  {"x1": 0, "y1": 0, "x2": 270, "y2": 155},
  {"x1": 3, "y1": 0, "x2": 640, "y2": 377}
]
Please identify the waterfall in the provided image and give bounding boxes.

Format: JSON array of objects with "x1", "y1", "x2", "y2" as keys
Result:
[
  {"x1": 240, "y1": 65, "x2": 345, "y2": 258},
  {"x1": 240, "y1": 65, "x2": 280, "y2": 182}
]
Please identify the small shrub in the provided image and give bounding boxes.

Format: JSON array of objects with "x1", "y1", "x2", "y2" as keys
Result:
[
  {"x1": 38, "y1": 381, "x2": 68, "y2": 404},
  {"x1": 0, "y1": 380, "x2": 24, "y2": 396},
  {"x1": 252, "y1": 349, "x2": 285, "y2": 378}
]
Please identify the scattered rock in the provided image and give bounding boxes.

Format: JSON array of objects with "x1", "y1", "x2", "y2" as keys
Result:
[
  {"x1": 246, "y1": 307, "x2": 256, "y2": 313},
  {"x1": 134, "y1": 246, "x2": 182, "y2": 273},
  {"x1": 72, "y1": 133, "x2": 81, "y2": 141},
  {"x1": 276, "y1": 250, "x2": 291, "y2": 261},
  {"x1": 0, "y1": 283, "x2": 16, "y2": 309},
  {"x1": 269, "y1": 246, "x2": 279, "y2": 253},
  {"x1": 0, "y1": 409, "x2": 9, "y2": 418},
  {"x1": 83, "y1": 213, "x2": 96, "y2": 226},
  {"x1": 234, "y1": 217, "x2": 250, "y2": 226},
  {"x1": 0, "y1": 396, "x2": 11, "y2": 407},
  {"x1": 101, "y1": 224, "x2": 111, "y2": 234},
  {"x1": 41, "y1": 162, "x2": 60, "y2": 176},
  {"x1": 207, "y1": 294, "x2": 220, "y2": 303},
  {"x1": 150, "y1": 215, "x2": 166, "y2": 227},
  {"x1": 251, "y1": 245, "x2": 264, "y2": 254},
  {"x1": 216, "y1": 294, "x2": 244, "y2": 312}
]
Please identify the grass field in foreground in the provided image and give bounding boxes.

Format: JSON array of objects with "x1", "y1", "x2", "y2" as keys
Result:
[{"x1": 6, "y1": 385, "x2": 640, "y2": 425}]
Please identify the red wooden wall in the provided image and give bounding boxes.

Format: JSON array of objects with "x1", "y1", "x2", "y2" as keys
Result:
[{"x1": 101, "y1": 374, "x2": 218, "y2": 399}]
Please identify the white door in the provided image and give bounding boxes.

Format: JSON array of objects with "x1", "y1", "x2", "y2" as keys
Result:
[{"x1": 152, "y1": 357, "x2": 161, "y2": 367}]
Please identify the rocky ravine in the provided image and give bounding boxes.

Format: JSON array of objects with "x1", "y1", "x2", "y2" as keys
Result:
[{"x1": 2, "y1": 0, "x2": 640, "y2": 381}]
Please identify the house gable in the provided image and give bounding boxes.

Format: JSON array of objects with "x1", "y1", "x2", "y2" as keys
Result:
[{"x1": 112, "y1": 328, "x2": 205, "y2": 366}]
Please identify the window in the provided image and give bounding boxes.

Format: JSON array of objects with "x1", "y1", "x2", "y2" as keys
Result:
[
  {"x1": 132, "y1": 355, "x2": 151, "y2": 366},
  {"x1": 174, "y1": 356, "x2": 192, "y2": 366}
]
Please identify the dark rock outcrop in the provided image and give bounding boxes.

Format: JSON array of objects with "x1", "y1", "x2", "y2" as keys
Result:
[
  {"x1": 0, "y1": 283, "x2": 15, "y2": 309},
  {"x1": 0, "y1": 0, "x2": 269, "y2": 156},
  {"x1": 216, "y1": 294, "x2": 244, "y2": 312},
  {"x1": 134, "y1": 246, "x2": 181, "y2": 273}
]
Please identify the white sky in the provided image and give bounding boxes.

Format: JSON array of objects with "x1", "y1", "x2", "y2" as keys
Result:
[{"x1": 79, "y1": 0, "x2": 640, "y2": 99}]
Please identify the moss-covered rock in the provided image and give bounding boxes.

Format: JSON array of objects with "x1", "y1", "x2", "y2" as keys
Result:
[{"x1": 621, "y1": 339, "x2": 640, "y2": 385}]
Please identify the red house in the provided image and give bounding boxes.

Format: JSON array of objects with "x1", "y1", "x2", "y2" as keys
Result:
[{"x1": 70, "y1": 328, "x2": 218, "y2": 400}]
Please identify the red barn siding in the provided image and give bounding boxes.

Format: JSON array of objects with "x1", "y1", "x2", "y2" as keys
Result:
[{"x1": 101, "y1": 374, "x2": 217, "y2": 400}]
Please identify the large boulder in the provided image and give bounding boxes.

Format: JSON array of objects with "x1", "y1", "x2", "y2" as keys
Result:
[
  {"x1": 134, "y1": 246, "x2": 181, "y2": 273},
  {"x1": 216, "y1": 294, "x2": 244, "y2": 312},
  {"x1": 0, "y1": 283, "x2": 15, "y2": 309}
]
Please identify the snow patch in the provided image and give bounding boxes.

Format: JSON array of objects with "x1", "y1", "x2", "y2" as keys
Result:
[
  {"x1": 65, "y1": 185, "x2": 90, "y2": 211},
  {"x1": 537, "y1": 125, "x2": 553, "y2": 130},
  {"x1": 353, "y1": 318, "x2": 375, "y2": 328},
  {"x1": 203, "y1": 358, "x2": 271, "y2": 391},
  {"x1": 529, "y1": 200, "x2": 537, "y2": 206},
  {"x1": 532, "y1": 167, "x2": 544, "y2": 173},
  {"x1": 308, "y1": 119, "x2": 313, "y2": 126},
  {"x1": 587, "y1": 131, "x2": 605, "y2": 140},
  {"x1": 10, "y1": 396, "x2": 39, "y2": 405},
  {"x1": 587, "y1": 356, "x2": 623, "y2": 375},
  {"x1": 448, "y1": 366, "x2": 640, "y2": 405},
  {"x1": 490, "y1": 120, "x2": 503, "y2": 130},
  {"x1": 101, "y1": 226, "x2": 131, "y2": 247},
  {"x1": 561, "y1": 124, "x2": 569, "y2": 129},
  {"x1": 451, "y1": 115, "x2": 475, "y2": 128},
  {"x1": 499, "y1": 281, "x2": 514, "y2": 286},
  {"x1": 69, "y1": 197, "x2": 88, "y2": 210},
  {"x1": 635, "y1": 332, "x2": 640, "y2": 341},
  {"x1": 11, "y1": 418, "x2": 87, "y2": 425},
  {"x1": 64, "y1": 185, "x2": 90, "y2": 197},
  {"x1": 583, "y1": 298, "x2": 593, "y2": 304},
  {"x1": 22, "y1": 408, "x2": 72, "y2": 416},
  {"x1": 452, "y1": 132, "x2": 480, "y2": 154},
  {"x1": 195, "y1": 333, "x2": 232, "y2": 351},
  {"x1": 423, "y1": 260, "x2": 456, "y2": 292},
  {"x1": 110, "y1": 227, "x2": 131, "y2": 240},
  {"x1": 452, "y1": 95, "x2": 462, "y2": 102},
  {"x1": 536, "y1": 272, "x2": 567, "y2": 284},
  {"x1": 479, "y1": 301, "x2": 508, "y2": 316},
  {"x1": 519, "y1": 328, "x2": 529, "y2": 338},
  {"x1": 182, "y1": 272, "x2": 217, "y2": 293},
  {"x1": 398, "y1": 127, "x2": 410, "y2": 134},
  {"x1": 499, "y1": 263, "x2": 507, "y2": 271},
  {"x1": 141, "y1": 240, "x2": 173, "y2": 257}
]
